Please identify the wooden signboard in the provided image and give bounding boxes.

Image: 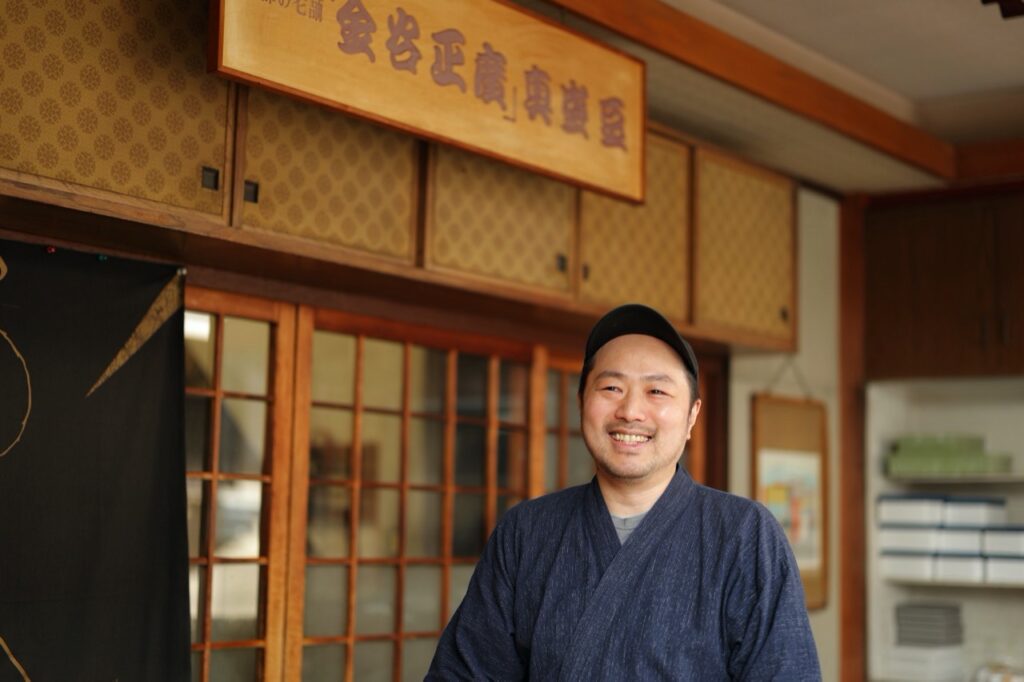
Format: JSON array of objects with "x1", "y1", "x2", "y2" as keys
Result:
[{"x1": 211, "y1": 0, "x2": 646, "y2": 201}]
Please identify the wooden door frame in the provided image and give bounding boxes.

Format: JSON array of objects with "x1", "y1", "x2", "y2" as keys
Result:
[{"x1": 184, "y1": 286, "x2": 296, "y2": 682}]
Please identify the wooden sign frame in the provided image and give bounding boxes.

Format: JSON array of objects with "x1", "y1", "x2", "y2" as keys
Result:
[
  {"x1": 751, "y1": 393, "x2": 829, "y2": 610},
  {"x1": 210, "y1": 0, "x2": 646, "y2": 201}
]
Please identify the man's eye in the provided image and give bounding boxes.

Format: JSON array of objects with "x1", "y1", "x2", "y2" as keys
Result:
[
  {"x1": 650, "y1": 389, "x2": 668, "y2": 396},
  {"x1": 599, "y1": 385, "x2": 621, "y2": 393}
]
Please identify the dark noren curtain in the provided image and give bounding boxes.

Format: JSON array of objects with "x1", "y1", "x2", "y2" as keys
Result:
[{"x1": 0, "y1": 238, "x2": 188, "y2": 681}]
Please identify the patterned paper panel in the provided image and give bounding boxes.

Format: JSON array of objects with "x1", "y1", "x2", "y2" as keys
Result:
[
  {"x1": 580, "y1": 134, "x2": 690, "y2": 320},
  {"x1": 215, "y1": 0, "x2": 644, "y2": 200},
  {"x1": 240, "y1": 88, "x2": 417, "y2": 261},
  {"x1": 0, "y1": 0, "x2": 229, "y2": 214},
  {"x1": 695, "y1": 150, "x2": 794, "y2": 341},
  {"x1": 428, "y1": 145, "x2": 574, "y2": 292}
]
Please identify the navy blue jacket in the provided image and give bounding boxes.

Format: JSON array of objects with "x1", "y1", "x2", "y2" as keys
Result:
[{"x1": 427, "y1": 468, "x2": 821, "y2": 680}]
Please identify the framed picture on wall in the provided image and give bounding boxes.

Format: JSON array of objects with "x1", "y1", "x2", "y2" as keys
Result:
[{"x1": 751, "y1": 393, "x2": 829, "y2": 610}]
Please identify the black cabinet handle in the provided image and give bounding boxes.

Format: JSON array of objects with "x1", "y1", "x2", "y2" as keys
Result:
[
  {"x1": 582, "y1": 264, "x2": 590, "y2": 281},
  {"x1": 780, "y1": 306, "x2": 789, "y2": 322},
  {"x1": 201, "y1": 166, "x2": 220, "y2": 191},
  {"x1": 244, "y1": 180, "x2": 260, "y2": 203},
  {"x1": 555, "y1": 253, "x2": 567, "y2": 273}
]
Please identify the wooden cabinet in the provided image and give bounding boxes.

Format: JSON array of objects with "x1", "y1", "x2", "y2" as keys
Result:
[
  {"x1": 993, "y1": 198, "x2": 1024, "y2": 373},
  {"x1": 0, "y1": 0, "x2": 231, "y2": 218},
  {"x1": 865, "y1": 193, "x2": 1024, "y2": 378},
  {"x1": 692, "y1": 148, "x2": 796, "y2": 349},
  {"x1": 237, "y1": 89, "x2": 418, "y2": 262},
  {"x1": 425, "y1": 145, "x2": 576, "y2": 295},
  {"x1": 578, "y1": 134, "x2": 691, "y2": 321}
]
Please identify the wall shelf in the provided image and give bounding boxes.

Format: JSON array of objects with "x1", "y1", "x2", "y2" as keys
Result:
[
  {"x1": 887, "y1": 578, "x2": 1024, "y2": 590},
  {"x1": 886, "y1": 474, "x2": 1024, "y2": 485}
]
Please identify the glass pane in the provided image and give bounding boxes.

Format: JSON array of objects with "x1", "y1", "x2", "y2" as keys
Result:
[
  {"x1": 545, "y1": 370, "x2": 560, "y2": 427},
  {"x1": 191, "y1": 651, "x2": 201, "y2": 682},
  {"x1": 408, "y1": 418, "x2": 443, "y2": 485},
  {"x1": 304, "y1": 565, "x2": 348, "y2": 636},
  {"x1": 307, "y1": 485, "x2": 351, "y2": 557},
  {"x1": 189, "y1": 565, "x2": 205, "y2": 643},
  {"x1": 355, "y1": 565, "x2": 396, "y2": 634},
  {"x1": 409, "y1": 345, "x2": 446, "y2": 414},
  {"x1": 405, "y1": 491, "x2": 441, "y2": 557},
  {"x1": 567, "y1": 435, "x2": 593, "y2": 487},
  {"x1": 215, "y1": 480, "x2": 263, "y2": 558},
  {"x1": 402, "y1": 638, "x2": 438, "y2": 682},
  {"x1": 312, "y1": 331, "x2": 356, "y2": 404},
  {"x1": 354, "y1": 641, "x2": 393, "y2": 682},
  {"x1": 456, "y1": 353, "x2": 487, "y2": 417},
  {"x1": 544, "y1": 433, "x2": 559, "y2": 493},
  {"x1": 209, "y1": 648, "x2": 259, "y2": 682},
  {"x1": 362, "y1": 412, "x2": 401, "y2": 483},
  {"x1": 499, "y1": 361, "x2": 528, "y2": 424},
  {"x1": 358, "y1": 488, "x2": 400, "y2": 558},
  {"x1": 185, "y1": 395, "x2": 211, "y2": 471},
  {"x1": 363, "y1": 337, "x2": 403, "y2": 411},
  {"x1": 222, "y1": 317, "x2": 270, "y2": 395},
  {"x1": 309, "y1": 407, "x2": 353, "y2": 478},
  {"x1": 454, "y1": 424, "x2": 485, "y2": 487},
  {"x1": 184, "y1": 311, "x2": 214, "y2": 389},
  {"x1": 447, "y1": 564, "x2": 476, "y2": 618},
  {"x1": 219, "y1": 398, "x2": 267, "y2": 475},
  {"x1": 211, "y1": 563, "x2": 261, "y2": 641},
  {"x1": 403, "y1": 565, "x2": 441, "y2": 632},
  {"x1": 566, "y1": 373, "x2": 582, "y2": 430},
  {"x1": 186, "y1": 478, "x2": 206, "y2": 557},
  {"x1": 497, "y1": 429, "x2": 527, "y2": 490},
  {"x1": 303, "y1": 644, "x2": 347, "y2": 682},
  {"x1": 453, "y1": 493, "x2": 485, "y2": 557}
]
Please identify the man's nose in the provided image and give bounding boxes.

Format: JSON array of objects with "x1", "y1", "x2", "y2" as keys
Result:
[{"x1": 614, "y1": 390, "x2": 646, "y2": 422}]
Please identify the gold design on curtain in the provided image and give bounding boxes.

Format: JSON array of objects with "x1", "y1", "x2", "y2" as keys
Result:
[{"x1": 86, "y1": 274, "x2": 183, "y2": 397}]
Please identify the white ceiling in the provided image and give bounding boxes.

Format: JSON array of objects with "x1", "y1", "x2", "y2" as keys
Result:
[
  {"x1": 518, "y1": 0, "x2": 1024, "y2": 192},
  {"x1": 702, "y1": 0, "x2": 1024, "y2": 101},
  {"x1": 665, "y1": 0, "x2": 1024, "y2": 142}
]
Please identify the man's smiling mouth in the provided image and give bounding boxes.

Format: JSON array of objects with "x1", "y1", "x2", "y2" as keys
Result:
[{"x1": 610, "y1": 432, "x2": 652, "y2": 444}]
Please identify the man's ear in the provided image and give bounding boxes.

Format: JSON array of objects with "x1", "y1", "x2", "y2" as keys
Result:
[{"x1": 685, "y1": 399, "x2": 702, "y2": 440}]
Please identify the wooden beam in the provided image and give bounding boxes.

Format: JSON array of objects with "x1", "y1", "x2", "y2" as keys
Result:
[
  {"x1": 544, "y1": 0, "x2": 956, "y2": 180},
  {"x1": 838, "y1": 196, "x2": 867, "y2": 682},
  {"x1": 957, "y1": 138, "x2": 1024, "y2": 183}
]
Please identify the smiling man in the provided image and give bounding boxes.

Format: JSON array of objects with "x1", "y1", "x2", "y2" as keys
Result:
[{"x1": 427, "y1": 304, "x2": 821, "y2": 681}]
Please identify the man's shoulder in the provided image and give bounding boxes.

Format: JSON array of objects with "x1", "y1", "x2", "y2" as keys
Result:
[
  {"x1": 688, "y1": 482, "x2": 778, "y2": 532},
  {"x1": 497, "y1": 482, "x2": 590, "y2": 533},
  {"x1": 511, "y1": 482, "x2": 590, "y2": 516}
]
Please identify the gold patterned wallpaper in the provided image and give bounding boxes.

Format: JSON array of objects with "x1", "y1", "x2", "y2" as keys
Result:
[
  {"x1": 0, "y1": 0, "x2": 229, "y2": 214},
  {"x1": 579, "y1": 134, "x2": 690, "y2": 320},
  {"x1": 695, "y1": 150, "x2": 794, "y2": 340},
  {"x1": 240, "y1": 88, "x2": 418, "y2": 261},
  {"x1": 427, "y1": 145, "x2": 575, "y2": 292}
]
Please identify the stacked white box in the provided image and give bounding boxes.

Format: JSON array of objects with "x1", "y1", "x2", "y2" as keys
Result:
[
  {"x1": 880, "y1": 526, "x2": 940, "y2": 553},
  {"x1": 880, "y1": 552, "x2": 934, "y2": 580},
  {"x1": 985, "y1": 556, "x2": 1024, "y2": 585},
  {"x1": 877, "y1": 494, "x2": 945, "y2": 525},
  {"x1": 942, "y1": 496, "x2": 1008, "y2": 527},
  {"x1": 934, "y1": 554, "x2": 984, "y2": 582},
  {"x1": 983, "y1": 527, "x2": 1024, "y2": 556},
  {"x1": 938, "y1": 528, "x2": 982, "y2": 553}
]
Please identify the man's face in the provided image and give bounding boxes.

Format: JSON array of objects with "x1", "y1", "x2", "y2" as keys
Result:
[{"x1": 580, "y1": 334, "x2": 701, "y2": 486}]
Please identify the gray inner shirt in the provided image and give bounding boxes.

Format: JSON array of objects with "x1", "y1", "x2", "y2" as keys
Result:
[{"x1": 609, "y1": 511, "x2": 648, "y2": 545}]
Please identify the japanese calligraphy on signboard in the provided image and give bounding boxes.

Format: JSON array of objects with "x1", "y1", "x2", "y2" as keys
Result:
[{"x1": 212, "y1": 0, "x2": 646, "y2": 201}]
